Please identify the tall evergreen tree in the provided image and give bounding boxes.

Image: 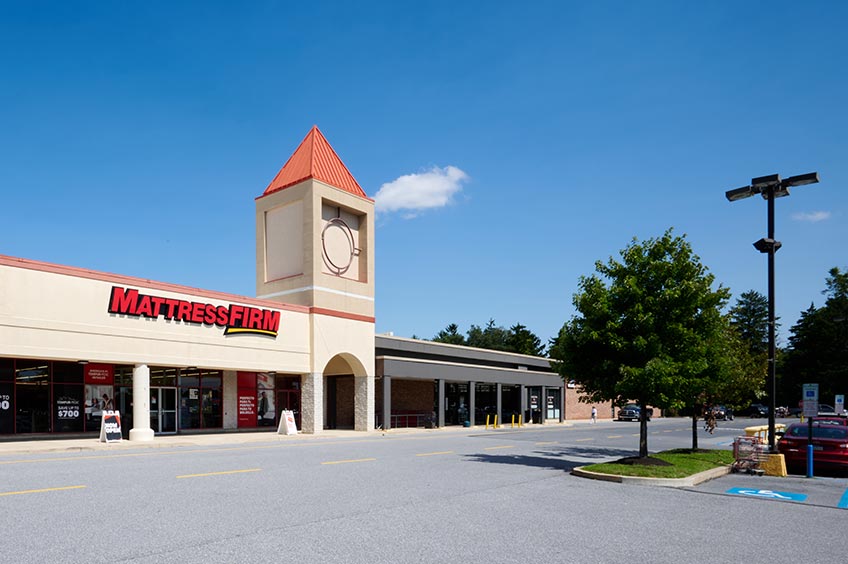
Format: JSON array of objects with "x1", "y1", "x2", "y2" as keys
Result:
[
  {"x1": 432, "y1": 323, "x2": 466, "y2": 346},
  {"x1": 507, "y1": 323, "x2": 545, "y2": 356},
  {"x1": 466, "y1": 319, "x2": 511, "y2": 351},
  {"x1": 780, "y1": 267, "x2": 848, "y2": 406},
  {"x1": 729, "y1": 290, "x2": 770, "y2": 355}
]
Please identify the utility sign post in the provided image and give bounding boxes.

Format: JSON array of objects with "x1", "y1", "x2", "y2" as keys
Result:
[
  {"x1": 802, "y1": 383, "x2": 819, "y2": 418},
  {"x1": 803, "y1": 383, "x2": 818, "y2": 478}
]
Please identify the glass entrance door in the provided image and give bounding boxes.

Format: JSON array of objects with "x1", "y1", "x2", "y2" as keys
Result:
[
  {"x1": 276, "y1": 390, "x2": 301, "y2": 430},
  {"x1": 150, "y1": 387, "x2": 177, "y2": 434}
]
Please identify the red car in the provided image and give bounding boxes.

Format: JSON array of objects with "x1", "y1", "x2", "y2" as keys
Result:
[{"x1": 777, "y1": 422, "x2": 848, "y2": 472}]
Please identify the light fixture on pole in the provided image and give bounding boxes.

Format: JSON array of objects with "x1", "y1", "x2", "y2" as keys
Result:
[{"x1": 725, "y1": 171, "x2": 820, "y2": 452}]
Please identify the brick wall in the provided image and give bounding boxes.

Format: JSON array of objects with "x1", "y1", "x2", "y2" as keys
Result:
[
  {"x1": 375, "y1": 378, "x2": 434, "y2": 412},
  {"x1": 564, "y1": 386, "x2": 660, "y2": 421},
  {"x1": 334, "y1": 375, "x2": 355, "y2": 428}
]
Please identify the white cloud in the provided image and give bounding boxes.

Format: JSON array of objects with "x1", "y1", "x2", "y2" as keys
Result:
[
  {"x1": 791, "y1": 211, "x2": 831, "y2": 222},
  {"x1": 375, "y1": 166, "x2": 469, "y2": 216}
]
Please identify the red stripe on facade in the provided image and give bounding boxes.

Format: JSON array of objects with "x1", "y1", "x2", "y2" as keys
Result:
[{"x1": 308, "y1": 307, "x2": 375, "y2": 324}]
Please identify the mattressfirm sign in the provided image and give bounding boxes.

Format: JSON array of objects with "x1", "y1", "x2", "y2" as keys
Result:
[{"x1": 108, "y1": 286, "x2": 280, "y2": 338}]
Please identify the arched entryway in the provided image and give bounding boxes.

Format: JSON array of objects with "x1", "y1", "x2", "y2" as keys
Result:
[{"x1": 322, "y1": 353, "x2": 370, "y2": 431}]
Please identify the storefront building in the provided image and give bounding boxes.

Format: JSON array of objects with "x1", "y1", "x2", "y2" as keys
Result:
[
  {"x1": 375, "y1": 335, "x2": 567, "y2": 430},
  {"x1": 0, "y1": 126, "x2": 375, "y2": 439},
  {"x1": 0, "y1": 126, "x2": 601, "y2": 442}
]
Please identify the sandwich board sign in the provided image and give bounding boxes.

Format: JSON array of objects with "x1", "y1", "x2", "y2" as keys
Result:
[
  {"x1": 99, "y1": 410, "x2": 123, "y2": 443},
  {"x1": 277, "y1": 410, "x2": 298, "y2": 435}
]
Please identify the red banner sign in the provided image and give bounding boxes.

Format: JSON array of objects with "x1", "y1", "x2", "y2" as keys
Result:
[
  {"x1": 85, "y1": 364, "x2": 114, "y2": 384},
  {"x1": 237, "y1": 392, "x2": 257, "y2": 428}
]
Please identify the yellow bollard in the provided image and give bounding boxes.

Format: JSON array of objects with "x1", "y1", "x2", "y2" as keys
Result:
[
  {"x1": 511, "y1": 414, "x2": 515, "y2": 428},
  {"x1": 519, "y1": 414, "x2": 523, "y2": 427},
  {"x1": 485, "y1": 414, "x2": 490, "y2": 429},
  {"x1": 494, "y1": 414, "x2": 499, "y2": 429}
]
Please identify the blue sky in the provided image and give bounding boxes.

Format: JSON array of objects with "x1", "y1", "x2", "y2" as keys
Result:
[{"x1": 1, "y1": 1, "x2": 845, "y2": 347}]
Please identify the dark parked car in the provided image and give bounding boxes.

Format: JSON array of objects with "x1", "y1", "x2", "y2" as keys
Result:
[
  {"x1": 777, "y1": 422, "x2": 848, "y2": 473},
  {"x1": 617, "y1": 403, "x2": 652, "y2": 422},
  {"x1": 710, "y1": 405, "x2": 733, "y2": 421},
  {"x1": 743, "y1": 403, "x2": 769, "y2": 418}
]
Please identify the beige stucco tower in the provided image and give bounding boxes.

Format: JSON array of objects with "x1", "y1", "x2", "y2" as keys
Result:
[{"x1": 255, "y1": 126, "x2": 375, "y2": 432}]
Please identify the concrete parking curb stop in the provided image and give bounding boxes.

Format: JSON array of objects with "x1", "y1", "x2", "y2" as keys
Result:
[{"x1": 571, "y1": 464, "x2": 732, "y2": 487}]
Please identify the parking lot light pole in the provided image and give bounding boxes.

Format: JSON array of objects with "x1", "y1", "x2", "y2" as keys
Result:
[{"x1": 725, "y1": 172, "x2": 820, "y2": 452}]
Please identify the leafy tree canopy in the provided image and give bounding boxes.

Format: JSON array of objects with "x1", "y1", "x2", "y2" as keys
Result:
[
  {"x1": 431, "y1": 320, "x2": 545, "y2": 356},
  {"x1": 549, "y1": 229, "x2": 730, "y2": 456}
]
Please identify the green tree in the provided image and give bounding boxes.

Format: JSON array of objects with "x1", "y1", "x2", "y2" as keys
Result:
[
  {"x1": 507, "y1": 323, "x2": 545, "y2": 356},
  {"x1": 432, "y1": 323, "x2": 466, "y2": 346},
  {"x1": 549, "y1": 229, "x2": 729, "y2": 457},
  {"x1": 466, "y1": 319, "x2": 511, "y2": 351},
  {"x1": 685, "y1": 316, "x2": 765, "y2": 449},
  {"x1": 729, "y1": 290, "x2": 770, "y2": 355},
  {"x1": 780, "y1": 267, "x2": 848, "y2": 406}
]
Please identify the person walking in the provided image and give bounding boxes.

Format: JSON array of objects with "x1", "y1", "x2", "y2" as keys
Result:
[{"x1": 591, "y1": 406, "x2": 597, "y2": 424}]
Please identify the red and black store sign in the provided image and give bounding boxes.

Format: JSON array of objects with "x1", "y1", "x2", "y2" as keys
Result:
[{"x1": 108, "y1": 286, "x2": 281, "y2": 338}]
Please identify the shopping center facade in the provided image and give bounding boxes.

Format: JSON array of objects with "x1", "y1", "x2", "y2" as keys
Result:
[{"x1": 0, "y1": 127, "x2": 570, "y2": 441}]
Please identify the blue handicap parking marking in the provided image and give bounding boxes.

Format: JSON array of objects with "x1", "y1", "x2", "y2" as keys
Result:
[
  {"x1": 726, "y1": 487, "x2": 807, "y2": 502},
  {"x1": 838, "y1": 488, "x2": 848, "y2": 509}
]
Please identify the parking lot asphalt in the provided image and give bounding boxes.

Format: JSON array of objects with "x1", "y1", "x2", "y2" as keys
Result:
[
  {"x1": 3, "y1": 419, "x2": 847, "y2": 511},
  {"x1": 688, "y1": 469, "x2": 848, "y2": 510}
]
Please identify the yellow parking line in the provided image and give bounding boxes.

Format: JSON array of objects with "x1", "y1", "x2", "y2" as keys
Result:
[
  {"x1": 176, "y1": 468, "x2": 261, "y2": 479},
  {"x1": 0, "y1": 485, "x2": 86, "y2": 497},
  {"x1": 484, "y1": 445, "x2": 513, "y2": 450},
  {"x1": 606, "y1": 435, "x2": 623, "y2": 439},
  {"x1": 321, "y1": 458, "x2": 376, "y2": 465},
  {"x1": 416, "y1": 451, "x2": 454, "y2": 457},
  {"x1": 535, "y1": 441, "x2": 557, "y2": 445},
  {"x1": 575, "y1": 438, "x2": 594, "y2": 442}
]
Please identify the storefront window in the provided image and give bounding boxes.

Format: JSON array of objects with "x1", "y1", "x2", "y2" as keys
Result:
[
  {"x1": 0, "y1": 380, "x2": 13, "y2": 434},
  {"x1": 179, "y1": 369, "x2": 222, "y2": 430},
  {"x1": 151, "y1": 367, "x2": 177, "y2": 387},
  {"x1": 201, "y1": 388, "x2": 222, "y2": 428},
  {"x1": 0, "y1": 358, "x2": 13, "y2": 381},
  {"x1": 444, "y1": 382, "x2": 469, "y2": 426},
  {"x1": 257, "y1": 373, "x2": 275, "y2": 427},
  {"x1": 474, "y1": 383, "x2": 497, "y2": 425},
  {"x1": 52, "y1": 362, "x2": 83, "y2": 383},
  {"x1": 114, "y1": 365, "x2": 134, "y2": 386},
  {"x1": 500, "y1": 385, "x2": 521, "y2": 423},
  {"x1": 15, "y1": 360, "x2": 50, "y2": 433},
  {"x1": 53, "y1": 383, "x2": 84, "y2": 432}
]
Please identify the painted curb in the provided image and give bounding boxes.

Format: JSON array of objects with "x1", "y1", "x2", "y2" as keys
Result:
[{"x1": 572, "y1": 464, "x2": 732, "y2": 487}]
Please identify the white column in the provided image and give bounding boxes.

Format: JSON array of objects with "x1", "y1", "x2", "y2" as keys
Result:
[
  {"x1": 302, "y1": 372, "x2": 323, "y2": 434},
  {"x1": 129, "y1": 364, "x2": 154, "y2": 441},
  {"x1": 355, "y1": 374, "x2": 374, "y2": 432}
]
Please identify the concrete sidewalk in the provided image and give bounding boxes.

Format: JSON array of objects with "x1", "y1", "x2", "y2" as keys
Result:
[{"x1": 0, "y1": 421, "x2": 575, "y2": 456}]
